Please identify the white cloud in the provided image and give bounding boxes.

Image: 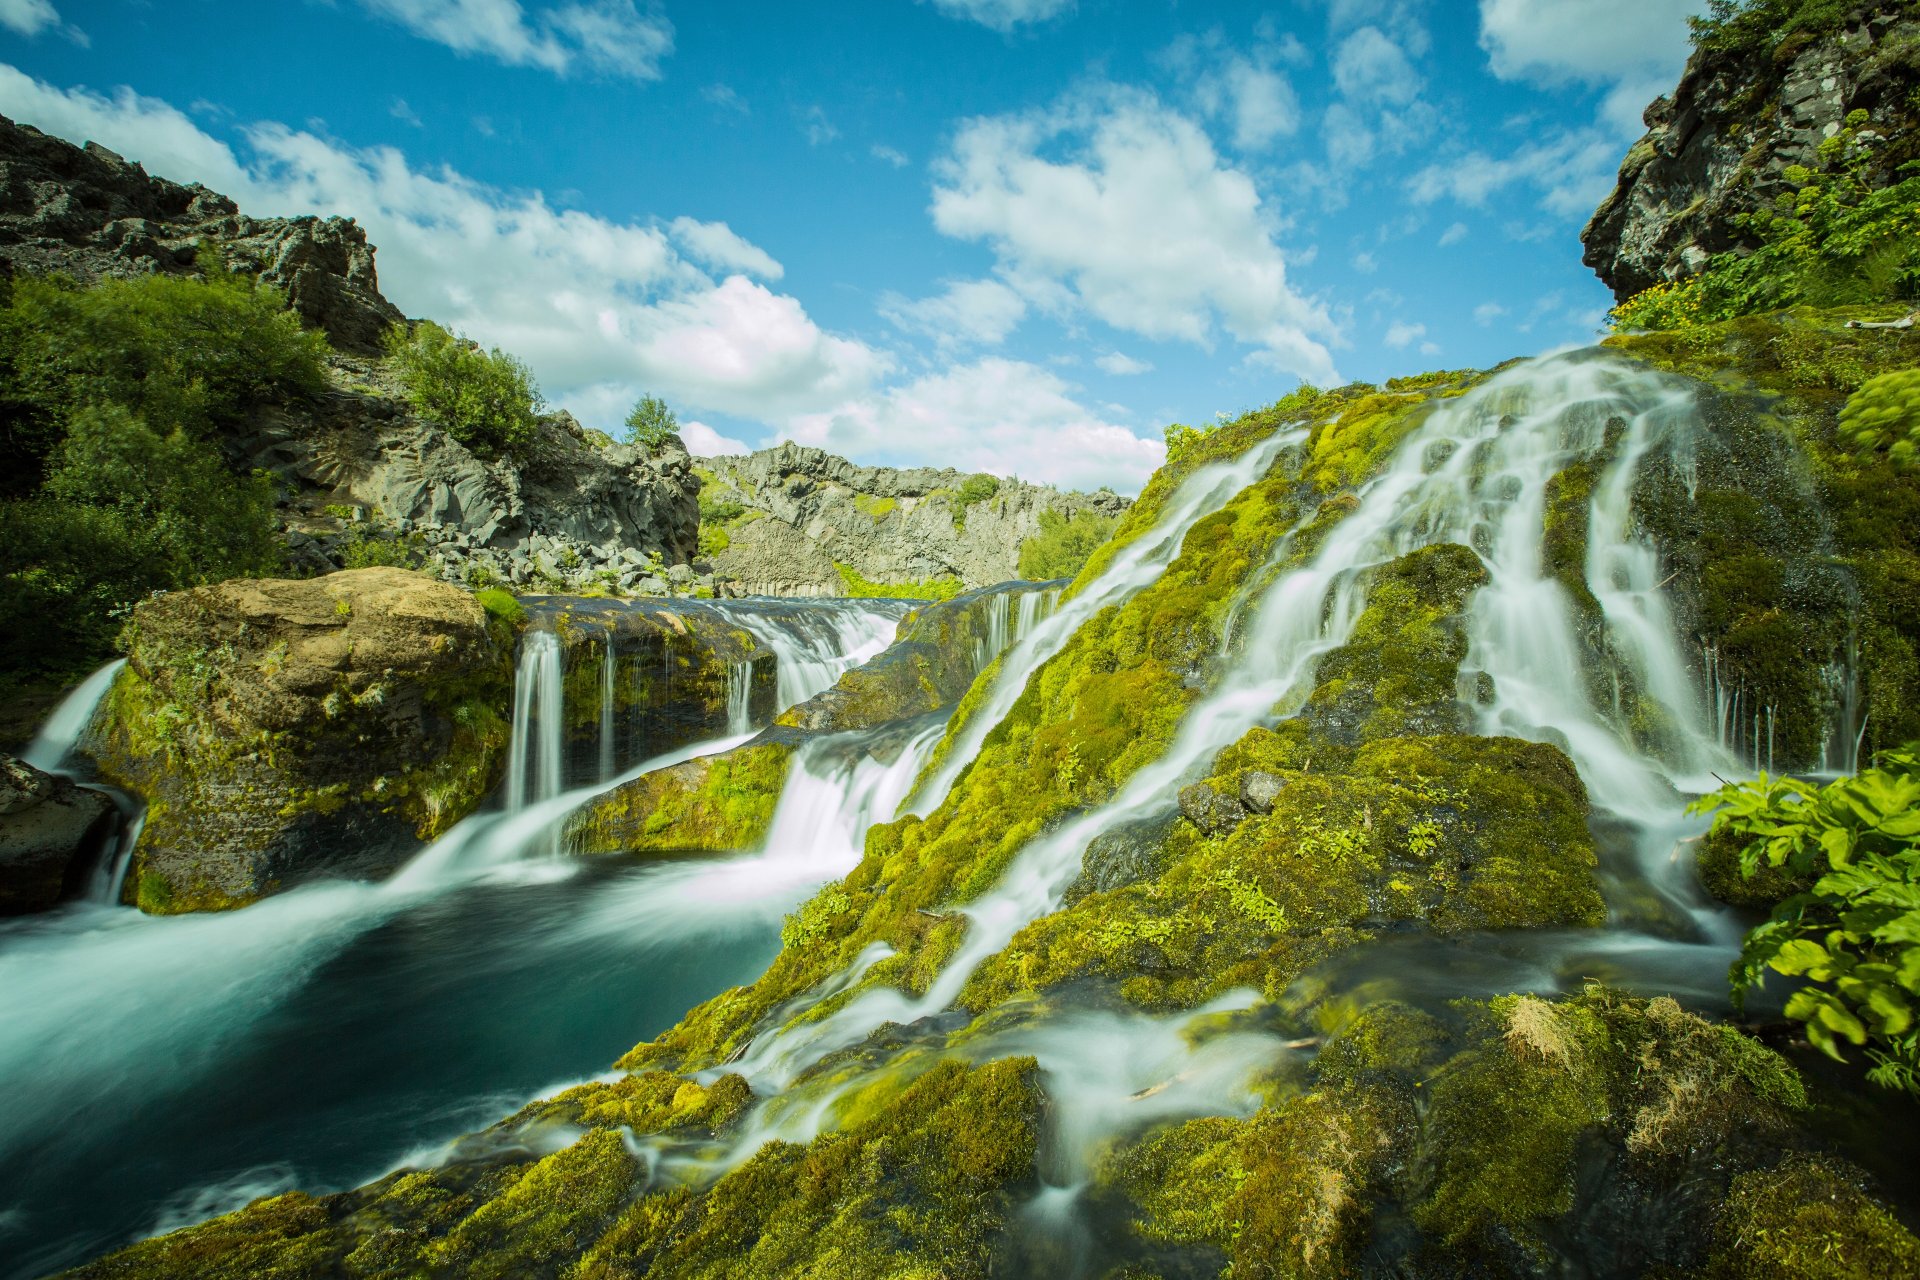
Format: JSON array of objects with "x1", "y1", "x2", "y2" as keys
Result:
[
  {"x1": 1095, "y1": 351, "x2": 1151, "y2": 375},
  {"x1": 358, "y1": 0, "x2": 673, "y2": 81},
  {"x1": 668, "y1": 216, "x2": 783, "y2": 281},
  {"x1": 1407, "y1": 129, "x2": 1623, "y2": 217},
  {"x1": 680, "y1": 419, "x2": 753, "y2": 456},
  {"x1": 1479, "y1": 0, "x2": 1702, "y2": 137},
  {"x1": 1419, "y1": 339, "x2": 1441, "y2": 355},
  {"x1": 1332, "y1": 27, "x2": 1420, "y2": 106},
  {"x1": 924, "y1": 0, "x2": 1075, "y2": 33},
  {"x1": 1167, "y1": 34, "x2": 1302, "y2": 152},
  {"x1": 0, "y1": 65, "x2": 887, "y2": 432},
  {"x1": 1473, "y1": 301, "x2": 1507, "y2": 324},
  {"x1": 801, "y1": 104, "x2": 837, "y2": 146},
  {"x1": 881, "y1": 277, "x2": 1028, "y2": 348},
  {"x1": 701, "y1": 83, "x2": 748, "y2": 115},
  {"x1": 389, "y1": 98, "x2": 423, "y2": 127},
  {"x1": 1384, "y1": 320, "x2": 1425, "y2": 348},
  {"x1": 1320, "y1": 102, "x2": 1375, "y2": 168},
  {"x1": 1352, "y1": 250, "x2": 1377, "y2": 273},
  {"x1": 871, "y1": 144, "x2": 910, "y2": 168},
  {"x1": 0, "y1": 0, "x2": 60, "y2": 38},
  {"x1": 1438, "y1": 221, "x2": 1467, "y2": 246},
  {"x1": 930, "y1": 86, "x2": 1339, "y2": 383},
  {"x1": 788, "y1": 358, "x2": 1163, "y2": 492}
]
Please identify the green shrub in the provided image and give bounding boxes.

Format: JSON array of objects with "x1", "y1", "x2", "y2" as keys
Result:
[
  {"x1": 383, "y1": 320, "x2": 542, "y2": 459},
  {"x1": 0, "y1": 267, "x2": 329, "y2": 491},
  {"x1": 833, "y1": 562, "x2": 962, "y2": 601},
  {"x1": 624, "y1": 394, "x2": 679, "y2": 449},
  {"x1": 1839, "y1": 368, "x2": 1920, "y2": 468},
  {"x1": 952, "y1": 472, "x2": 1000, "y2": 528},
  {"x1": 1610, "y1": 114, "x2": 1920, "y2": 332},
  {"x1": 1017, "y1": 507, "x2": 1119, "y2": 580},
  {"x1": 1690, "y1": 744, "x2": 1920, "y2": 1094}
]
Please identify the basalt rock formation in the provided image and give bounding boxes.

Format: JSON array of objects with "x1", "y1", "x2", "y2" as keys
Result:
[
  {"x1": 1582, "y1": 1, "x2": 1920, "y2": 298},
  {"x1": 0, "y1": 753, "x2": 114, "y2": 914},
  {"x1": 698, "y1": 443, "x2": 1129, "y2": 596}
]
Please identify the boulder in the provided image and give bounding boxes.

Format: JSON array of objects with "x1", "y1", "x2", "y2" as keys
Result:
[
  {"x1": 91, "y1": 568, "x2": 515, "y2": 913},
  {"x1": 1240, "y1": 769, "x2": 1285, "y2": 813},
  {"x1": 0, "y1": 753, "x2": 116, "y2": 913},
  {"x1": 1178, "y1": 780, "x2": 1246, "y2": 838}
]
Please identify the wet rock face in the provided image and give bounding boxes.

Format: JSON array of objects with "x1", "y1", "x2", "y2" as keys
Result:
[
  {"x1": 91, "y1": 568, "x2": 514, "y2": 913},
  {"x1": 0, "y1": 753, "x2": 114, "y2": 914},
  {"x1": 699, "y1": 441, "x2": 1130, "y2": 596},
  {"x1": 0, "y1": 114, "x2": 404, "y2": 351},
  {"x1": 1582, "y1": 4, "x2": 1920, "y2": 299},
  {"x1": 1178, "y1": 780, "x2": 1247, "y2": 837}
]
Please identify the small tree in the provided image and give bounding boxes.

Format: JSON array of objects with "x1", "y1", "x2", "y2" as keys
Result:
[
  {"x1": 625, "y1": 394, "x2": 680, "y2": 449},
  {"x1": 383, "y1": 321, "x2": 542, "y2": 459}
]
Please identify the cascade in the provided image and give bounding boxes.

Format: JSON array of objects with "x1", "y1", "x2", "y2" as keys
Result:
[
  {"x1": 598, "y1": 638, "x2": 618, "y2": 783},
  {"x1": 19, "y1": 659, "x2": 124, "y2": 773},
  {"x1": 908, "y1": 429, "x2": 1301, "y2": 816},
  {"x1": 974, "y1": 591, "x2": 1012, "y2": 673},
  {"x1": 725, "y1": 662, "x2": 753, "y2": 736},
  {"x1": 503, "y1": 631, "x2": 564, "y2": 817},
  {"x1": 1014, "y1": 584, "x2": 1056, "y2": 641},
  {"x1": 709, "y1": 600, "x2": 906, "y2": 710},
  {"x1": 1821, "y1": 632, "x2": 1867, "y2": 775},
  {"x1": 681, "y1": 352, "x2": 1750, "y2": 1170}
]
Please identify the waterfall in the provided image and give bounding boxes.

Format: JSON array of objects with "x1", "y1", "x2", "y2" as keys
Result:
[
  {"x1": 711, "y1": 352, "x2": 1747, "y2": 1145},
  {"x1": 19, "y1": 660, "x2": 124, "y2": 773},
  {"x1": 1821, "y1": 632, "x2": 1867, "y2": 775},
  {"x1": 725, "y1": 663, "x2": 753, "y2": 736},
  {"x1": 974, "y1": 592, "x2": 1012, "y2": 674},
  {"x1": 908, "y1": 429, "x2": 1302, "y2": 816},
  {"x1": 504, "y1": 631, "x2": 564, "y2": 815},
  {"x1": 1014, "y1": 585, "x2": 1056, "y2": 643},
  {"x1": 598, "y1": 639, "x2": 618, "y2": 784},
  {"x1": 708, "y1": 600, "x2": 907, "y2": 710}
]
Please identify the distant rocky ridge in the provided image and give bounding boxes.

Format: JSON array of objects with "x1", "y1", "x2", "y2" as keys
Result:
[
  {"x1": 698, "y1": 442, "x2": 1130, "y2": 597},
  {"x1": 1583, "y1": 2, "x2": 1920, "y2": 299},
  {"x1": 0, "y1": 113, "x2": 704, "y2": 592}
]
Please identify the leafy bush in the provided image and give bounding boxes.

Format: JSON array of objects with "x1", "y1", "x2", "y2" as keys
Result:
[
  {"x1": 1689, "y1": 0, "x2": 1858, "y2": 56},
  {"x1": 1839, "y1": 368, "x2": 1920, "y2": 468},
  {"x1": 1609, "y1": 114, "x2": 1920, "y2": 331},
  {"x1": 383, "y1": 321, "x2": 542, "y2": 459},
  {"x1": 1690, "y1": 745, "x2": 1920, "y2": 1094},
  {"x1": 624, "y1": 394, "x2": 679, "y2": 449},
  {"x1": 951, "y1": 472, "x2": 1000, "y2": 530},
  {"x1": 0, "y1": 267, "x2": 329, "y2": 492},
  {"x1": 1017, "y1": 507, "x2": 1119, "y2": 581}
]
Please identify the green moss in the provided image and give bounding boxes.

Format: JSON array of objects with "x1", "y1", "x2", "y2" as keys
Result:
[
  {"x1": 852, "y1": 492, "x2": 897, "y2": 521},
  {"x1": 427, "y1": 1129, "x2": 636, "y2": 1279},
  {"x1": 566, "y1": 739, "x2": 795, "y2": 855},
  {"x1": 833, "y1": 561, "x2": 962, "y2": 601},
  {"x1": 1696, "y1": 821, "x2": 1818, "y2": 906},
  {"x1": 1704, "y1": 1154, "x2": 1920, "y2": 1280}
]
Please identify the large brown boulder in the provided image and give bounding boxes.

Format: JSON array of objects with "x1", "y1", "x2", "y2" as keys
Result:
[
  {"x1": 92, "y1": 568, "x2": 515, "y2": 913},
  {"x1": 0, "y1": 753, "x2": 115, "y2": 913}
]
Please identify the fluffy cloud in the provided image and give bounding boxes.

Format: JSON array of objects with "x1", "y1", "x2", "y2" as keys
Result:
[
  {"x1": 1479, "y1": 0, "x2": 1703, "y2": 134},
  {"x1": 0, "y1": 0, "x2": 62, "y2": 38},
  {"x1": 930, "y1": 87, "x2": 1339, "y2": 383},
  {"x1": 358, "y1": 0, "x2": 673, "y2": 81},
  {"x1": 1406, "y1": 129, "x2": 1623, "y2": 217},
  {"x1": 1165, "y1": 33, "x2": 1304, "y2": 152},
  {"x1": 1333, "y1": 27, "x2": 1421, "y2": 106},
  {"x1": 881, "y1": 277, "x2": 1028, "y2": 348},
  {"x1": 679, "y1": 419, "x2": 753, "y2": 456},
  {"x1": 787, "y1": 358, "x2": 1163, "y2": 492},
  {"x1": 0, "y1": 66, "x2": 885, "y2": 432},
  {"x1": 1384, "y1": 320, "x2": 1425, "y2": 348},
  {"x1": 1095, "y1": 352, "x2": 1151, "y2": 375},
  {"x1": 1438, "y1": 221, "x2": 1468, "y2": 246},
  {"x1": 924, "y1": 0, "x2": 1075, "y2": 33}
]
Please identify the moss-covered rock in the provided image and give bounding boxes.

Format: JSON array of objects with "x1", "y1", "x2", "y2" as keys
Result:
[
  {"x1": 565, "y1": 734, "x2": 796, "y2": 856},
  {"x1": 1702, "y1": 1153, "x2": 1920, "y2": 1280},
  {"x1": 91, "y1": 567, "x2": 513, "y2": 912}
]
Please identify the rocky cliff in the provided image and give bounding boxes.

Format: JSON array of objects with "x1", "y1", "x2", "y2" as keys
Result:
[
  {"x1": 1583, "y1": 1, "x2": 1920, "y2": 298},
  {"x1": 697, "y1": 443, "x2": 1129, "y2": 597},
  {"x1": 0, "y1": 113, "x2": 703, "y2": 591}
]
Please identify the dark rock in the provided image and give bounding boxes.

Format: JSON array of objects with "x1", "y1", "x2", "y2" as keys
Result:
[
  {"x1": 0, "y1": 753, "x2": 115, "y2": 914},
  {"x1": 0, "y1": 113, "x2": 404, "y2": 352},
  {"x1": 1582, "y1": 3, "x2": 1920, "y2": 299},
  {"x1": 1178, "y1": 780, "x2": 1246, "y2": 838},
  {"x1": 1240, "y1": 769, "x2": 1285, "y2": 813},
  {"x1": 1064, "y1": 811, "x2": 1176, "y2": 905}
]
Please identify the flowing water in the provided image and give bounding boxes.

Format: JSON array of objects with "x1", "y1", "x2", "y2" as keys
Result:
[
  {"x1": 2, "y1": 351, "x2": 1853, "y2": 1274},
  {"x1": 0, "y1": 600, "x2": 935, "y2": 1280}
]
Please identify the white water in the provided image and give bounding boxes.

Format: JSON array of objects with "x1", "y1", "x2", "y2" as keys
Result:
[
  {"x1": 725, "y1": 663, "x2": 753, "y2": 736},
  {"x1": 908, "y1": 430, "x2": 1301, "y2": 815},
  {"x1": 504, "y1": 632, "x2": 564, "y2": 814},
  {"x1": 698, "y1": 352, "x2": 1751, "y2": 1167},
  {"x1": 18, "y1": 659, "x2": 124, "y2": 773},
  {"x1": 710, "y1": 600, "x2": 908, "y2": 711},
  {"x1": 599, "y1": 639, "x2": 618, "y2": 783}
]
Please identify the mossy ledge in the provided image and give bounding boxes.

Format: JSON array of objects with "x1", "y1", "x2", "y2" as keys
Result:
[{"x1": 91, "y1": 567, "x2": 513, "y2": 913}]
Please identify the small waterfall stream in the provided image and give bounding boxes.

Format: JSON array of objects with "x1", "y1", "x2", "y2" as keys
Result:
[{"x1": 503, "y1": 631, "x2": 564, "y2": 814}]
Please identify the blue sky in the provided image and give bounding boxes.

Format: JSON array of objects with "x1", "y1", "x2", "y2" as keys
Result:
[{"x1": 0, "y1": 0, "x2": 1702, "y2": 491}]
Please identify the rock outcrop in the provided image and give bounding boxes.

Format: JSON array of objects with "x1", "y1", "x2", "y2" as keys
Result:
[
  {"x1": 698, "y1": 443, "x2": 1129, "y2": 596},
  {"x1": 1583, "y1": 3, "x2": 1920, "y2": 298},
  {"x1": 91, "y1": 568, "x2": 515, "y2": 912},
  {"x1": 0, "y1": 752, "x2": 114, "y2": 913},
  {"x1": 0, "y1": 112, "x2": 704, "y2": 585},
  {"x1": 0, "y1": 113, "x2": 403, "y2": 351}
]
